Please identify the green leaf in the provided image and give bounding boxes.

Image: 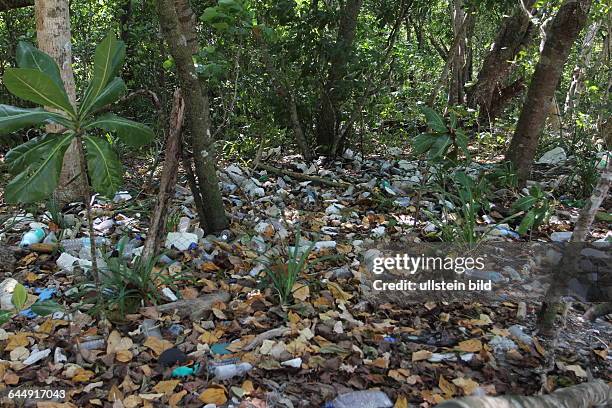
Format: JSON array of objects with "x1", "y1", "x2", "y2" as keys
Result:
[
  {"x1": 84, "y1": 136, "x2": 123, "y2": 197},
  {"x1": 202, "y1": 7, "x2": 221, "y2": 22},
  {"x1": 3, "y1": 68, "x2": 74, "y2": 116},
  {"x1": 30, "y1": 300, "x2": 63, "y2": 316},
  {"x1": 5, "y1": 133, "x2": 67, "y2": 174},
  {"x1": 412, "y1": 133, "x2": 436, "y2": 155},
  {"x1": 419, "y1": 106, "x2": 447, "y2": 133},
  {"x1": 513, "y1": 196, "x2": 538, "y2": 211},
  {"x1": 80, "y1": 33, "x2": 126, "y2": 116},
  {"x1": 16, "y1": 41, "x2": 63, "y2": 89},
  {"x1": 85, "y1": 113, "x2": 154, "y2": 147},
  {"x1": 4, "y1": 133, "x2": 74, "y2": 203},
  {"x1": 428, "y1": 135, "x2": 452, "y2": 159},
  {"x1": 517, "y1": 210, "x2": 536, "y2": 235},
  {"x1": 455, "y1": 129, "x2": 469, "y2": 157},
  {"x1": 11, "y1": 283, "x2": 27, "y2": 311},
  {"x1": 0, "y1": 105, "x2": 68, "y2": 135},
  {"x1": 0, "y1": 310, "x2": 11, "y2": 325},
  {"x1": 85, "y1": 77, "x2": 127, "y2": 114}
]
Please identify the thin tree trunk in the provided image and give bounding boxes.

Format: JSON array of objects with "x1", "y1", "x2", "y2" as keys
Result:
[
  {"x1": 35, "y1": 0, "x2": 83, "y2": 205},
  {"x1": 467, "y1": 0, "x2": 536, "y2": 123},
  {"x1": 438, "y1": 380, "x2": 611, "y2": 408},
  {"x1": 506, "y1": 0, "x2": 593, "y2": 185},
  {"x1": 448, "y1": 0, "x2": 470, "y2": 106},
  {"x1": 141, "y1": 89, "x2": 185, "y2": 261},
  {"x1": 315, "y1": 0, "x2": 363, "y2": 154},
  {"x1": 156, "y1": 0, "x2": 229, "y2": 233}
]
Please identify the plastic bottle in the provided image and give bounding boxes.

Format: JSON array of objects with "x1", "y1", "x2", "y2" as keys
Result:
[
  {"x1": 328, "y1": 391, "x2": 393, "y2": 408},
  {"x1": 20, "y1": 228, "x2": 45, "y2": 247},
  {"x1": 43, "y1": 231, "x2": 57, "y2": 244},
  {"x1": 61, "y1": 237, "x2": 108, "y2": 252},
  {"x1": 122, "y1": 237, "x2": 143, "y2": 258},
  {"x1": 213, "y1": 362, "x2": 252, "y2": 380}
]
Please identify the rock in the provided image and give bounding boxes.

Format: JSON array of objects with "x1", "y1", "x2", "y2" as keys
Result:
[
  {"x1": 580, "y1": 248, "x2": 610, "y2": 259},
  {"x1": 551, "y1": 231, "x2": 572, "y2": 242},
  {"x1": 325, "y1": 203, "x2": 345, "y2": 215},
  {"x1": 330, "y1": 266, "x2": 352, "y2": 279},
  {"x1": 536, "y1": 147, "x2": 566, "y2": 164},
  {"x1": 465, "y1": 270, "x2": 507, "y2": 283},
  {"x1": 517, "y1": 302, "x2": 527, "y2": 320},
  {"x1": 314, "y1": 241, "x2": 337, "y2": 251}
]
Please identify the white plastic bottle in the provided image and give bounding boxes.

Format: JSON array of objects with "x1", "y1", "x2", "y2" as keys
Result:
[{"x1": 20, "y1": 228, "x2": 45, "y2": 247}]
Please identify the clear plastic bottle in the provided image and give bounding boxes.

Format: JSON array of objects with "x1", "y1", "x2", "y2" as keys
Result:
[
  {"x1": 213, "y1": 362, "x2": 252, "y2": 380},
  {"x1": 61, "y1": 237, "x2": 108, "y2": 252},
  {"x1": 328, "y1": 391, "x2": 393, "y2": 408},
  {"x1": 20, "y1": 228, "x2": 45, "y2": 247}
]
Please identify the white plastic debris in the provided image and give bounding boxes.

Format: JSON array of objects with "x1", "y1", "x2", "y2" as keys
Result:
[
  {"x1": 330, "y1": 390, "x2": 393, "y2": 408},
  {"x1": 54, "y1": 348, "x2": 67, "y2": 364},
  {"x1": 113, "y1": 191, "x2": 132, "y2": 203},
  {"x1": 537, "y1": 147, "x2": 566, "y2": 164},
  {"x1": 314, "y1": 241, "x2": 337, "y2": 251},
  {"x1": 178, "y1": 217, "x2": 191, "y2": 233},
  {"x1": 281, "y1": 357, "x2": 302, "y2": 368},
  {"x1": 551, "y1": 231, "x2": 572, "y2": 242},
  {"x1": 213, "y1": 362, "x2": 253, "y2": 380},
  {"x1": 325, "y1": 203, "x2": 345, "y2": 215},
  {"x1": 161, "y1": 287, "x2": 178, "y2": 302},
  {"x1": 23, "y1": 348, "x2": 51, "y2": 365},
  {"x1": 165, "y1": 232, "x2": 198, "y2": 251},
  {"x1": 371, "y1": 226, "x2": 386, "y2": 237},
  {"x1": 0, "y1": 278, "x2": 19, "y2": 310}
]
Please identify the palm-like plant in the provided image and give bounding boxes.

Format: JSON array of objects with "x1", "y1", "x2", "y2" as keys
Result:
[{"x1": 0, "y1": 33, "x2": 154, "y2": 276}]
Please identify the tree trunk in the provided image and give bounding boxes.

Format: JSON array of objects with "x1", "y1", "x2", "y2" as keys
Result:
[
  {"x1": 141, "y1": 89, "x2": 185, "y2": 262},
  {"x1": 467, "y1": 0, "x2": 536, "y2": 123},
  {"x1": 156, "y1": 0, "x2": 229, "y2": 233},
  {"x1": 506, "y1": 0, "x2": 593, "y2": 185},
  {"x1": 448, "y1": 0, "x2": 471, "y2": 106},
  {"x1": 35, "y1": 0, "x2": 84, "y2": 205},
  {"x1": 437, "y1": 380, "x2": 611, "y2": 408},
  {"x1": 315, "y1": 0, "x2": 363, "y2": 155}
]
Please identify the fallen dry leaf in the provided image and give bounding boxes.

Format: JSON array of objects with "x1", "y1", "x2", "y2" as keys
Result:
[{"x1": 199, "y1": 387, "x2": 227, "y2": 405}]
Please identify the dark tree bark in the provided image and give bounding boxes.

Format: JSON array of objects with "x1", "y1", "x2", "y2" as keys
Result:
[
  {"x1": 0, "y1": 0, "x2": 33, "y2": 11},
  {"x1": 156, "y1": 0, "x2": 229, "y2": 233},
  {"x1": 448, "y1": 0, "x2": 472, "y2": 106},
  {"x1": 506, "y1": 0, "x2": 593, "y2": 185},
  {"x1": 467, "y1": 0, "x2": 536, "y2": 124},
  {"x1": 315, "y1": 0, "x2": 363, "y2": 155}
]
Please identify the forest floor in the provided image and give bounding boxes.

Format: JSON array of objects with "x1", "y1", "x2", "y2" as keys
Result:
[{"x1": 0, "y1": 146, "x2": 610, "y2": 407}]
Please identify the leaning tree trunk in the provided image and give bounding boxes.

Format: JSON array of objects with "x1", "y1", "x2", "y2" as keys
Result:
[
  {"x1": 156, "y1": 0, "x2": 229, "y2": 233},
  {"x1": 448, "y1": 0, "x2": 471, "y2": 106},
  {"x1": 438, "y1": 380, "x2": 611, "y2": 408},
  {"x1": 467, "y1": 0, "x2": 536, "y2": 124},
  {"x1": 538, "y1": 156, "x2": 611, "y2": 333},
  {"x1": 35, "y1": 0, "x2": 84, "y2": 204},
  {"x1": 506, "y1": 0, "x2": 593, "y2": 185},
  {"x1": 315, "y1": 0, "x2": 363, "y2": 155}
]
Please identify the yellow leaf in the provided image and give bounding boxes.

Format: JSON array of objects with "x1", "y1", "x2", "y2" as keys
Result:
[
  {"x1": 107, "y1": 330, "x2": 133, "y2": 354},
  {"x1": 439, "y1": 375, "x2": 456, "y2": 398},
  {"x1": 116, "y1": 350, "x2": 133, "y2": 362},
  {"x1": 153, "y1": 380, "x2": 180, "y2": 396},
  {"x1": 6, "y1": 333, "x2": 30, "y2": 351},
  {"x1": 242, "y1": 380, "x2": 254, "y2": 395},
  {"x1": 593, "y1": 349, "x2": 608, "y2": 360},
  {"x1": 123, "y1": 395, "x2": 142, "y2": 408},
  {"x1": 394, "y1": 395, "x2": 408, "y2": 408},
  {"x1": 533, "y1": 337, "x2": 546, "y2": 356},
  {"x1": 143, "y1": 337, "x2": 173, "y2": 356},
  {"x1": 169, "y1": 390, "x2": 187, "y2": 407},
  {"x1": 327, "y1": 282, "x2": 353, "y2": 302},
  {"x1": 457, "y1": 339, "x2": 482, "y2": 352},
  {"x1": 198, "y1": 330, "x2": 221, "y2": 344},
  {"x1": 412, "y1": 350, "x2": 432, "y2": 362},
  {"x1": 200, "y1": 262, "x2": 220, "y2": 271},
  {"x1": 72, "y1": 368, "x2": 95, "y2": 382},
  {"x1": 452, "y1": 377, "x2": 479, "y2": 395},
  {"x1": 199, "y1": 387, "x2": 227, "y2": 405},
  {"x1": 292, "y1": 284, "x2": 310, "y2": 301}
]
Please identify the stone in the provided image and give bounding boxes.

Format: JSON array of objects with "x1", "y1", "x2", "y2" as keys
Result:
[{"x1": 536, "y1": 147, "x2": 566, "y2": 164}]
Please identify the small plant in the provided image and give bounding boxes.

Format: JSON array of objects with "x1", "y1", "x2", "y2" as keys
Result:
[
  {"x1": 264, "y1": 230, "x2": 315, "y2": 305},
  {"x1": 0, "y1": 282, "x2": 62, "y2": 325},
  {"x1": 486, "y1": 161, "x2": 518, "y2": 189},
  {"x1": 512, "y1": 185, "x2": 553, "y2": 236},
  {"x1": 0, "y1": 34, "x2": 154, "y2": 277},
  {"x1": 412, "y1": 106, "x2": 470, "y2": 162}
]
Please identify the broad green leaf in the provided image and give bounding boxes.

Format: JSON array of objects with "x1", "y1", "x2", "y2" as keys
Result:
[
  {"x1": 11, "y1": 283, "x2": 27, "y2": 311},
  {"x1": 5, "y1": 133, "x2": 70, "y2": 174},
  {"x1": 455, "y1": 129, "x2": 469, "y2": 157},
  {"x1": 16, "y1": 41, "x2": 63, "y2": 88},
  {"x1": 4, "y1": 133, "x2": 74, "y2": 203},
  {"x1": 517, "y1": 210, "x2": 536, "y2": 235},
  {"x1": 80, "y1": 33, "x2": 126, "y2": 116},
  {"x1": 3, "y1": 68, "x2": 75, "y2": 116},
  {"x1": 428, "y1": 135, "x2": 452, "y2": 159},
  {"x1": 84, "y1": 136, "x2": 123, "y2": 197},
  {"x1": 419, "y1": 106, "x2": 447, "y2": 133},
  {"x1": 85, "y1": 113, "x2": 154, "y2": 147},
  {"x1": 84, "y1": 77, "x2": 127, "y2": 115},
  {"x1": 30, "y1": 300, "x2": 64, "y2": 316},
  {"x1": 0, "y1": 105, "x2": 68, "y2": 135},
  {"x1": 412, "y1": 133, "x2": 436, "y2": 155}
]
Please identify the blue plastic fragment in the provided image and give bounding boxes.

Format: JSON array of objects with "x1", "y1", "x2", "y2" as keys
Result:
[
  {"x1": 168, "y1": 324, "x2": 184, "y2": 336},
  {"x1": 383, "y1": 336, "x2": 397, "y2": 343},
  {"x1": 211, "y1": 343, "x2": 231, "y2": 355},
  {"x1": 19, "y1": 309, "x2": 37, "y2": 318},
  {"x1": 36, "y1": 288, "x2": 56, "y2": 301},
  {"x1": 171, "y1": 362, "x2": 200, "y2": 378},
  {"x1": 188, "y1": 242, "x2": 198, "y2": 250}
]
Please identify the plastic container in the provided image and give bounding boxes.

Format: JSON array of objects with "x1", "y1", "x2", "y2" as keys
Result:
[
  {"x1": 213, "y1": 362, "x2": 252, "y2": 380},
  {"x1": 327, "y1": 391, "x2": 393, "y2": 408},
  {"x1": 61, "y1": 237, "x2": 108, "y2": 252},
  {"x1": 20, "y1": 228, "x2": 45, "y2": 247}
]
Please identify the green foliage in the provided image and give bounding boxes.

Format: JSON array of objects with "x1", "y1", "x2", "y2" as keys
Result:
[
  {"x1": 412, "y1": 107, "x2": 470, "y2": 162},
  {"x1": 486, "y1": 161, "x2": 518, "y2": 189},
  {"x1": 0, "y1": 282, "x2": 63, "y2": 325},
  {"x1": 512, "y1": 185, "x2": 553, "y2": 235},
  {"x1": 264, "y1": 230, "x2": 314, "y2": 305},
  {"x1": 11, "y1": 283, "x2": 27, "y2": 311},
  {"x1": 0, "y1": 33, "x2": 153, "y2": 204}
]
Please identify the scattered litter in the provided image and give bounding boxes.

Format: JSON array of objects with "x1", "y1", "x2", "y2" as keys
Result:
[
  {"x1": 20, "y1": 228, "x2": 45, "y2": 247},
  {"x1": 327, "y1": 390, "x2": 393, "y2": 408},
  {"x1": 213, "y1": 362, "x2": 253, "y2": 380}
]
